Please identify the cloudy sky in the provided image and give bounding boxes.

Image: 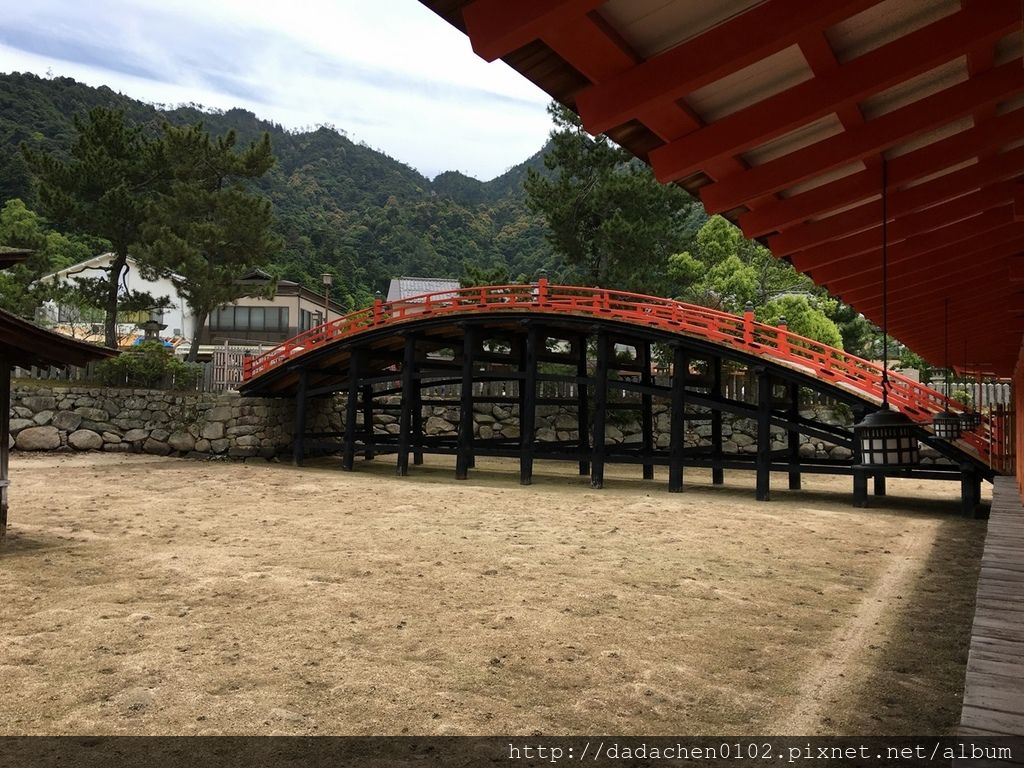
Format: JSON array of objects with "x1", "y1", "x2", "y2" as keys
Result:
[{"x1": 0, "y1": 0, "x2": 554, "y2": 180}]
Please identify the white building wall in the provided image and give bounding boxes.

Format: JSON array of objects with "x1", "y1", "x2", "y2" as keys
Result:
[{"x1": 39, "y1": 253, "x2": 196, "y2": 341}]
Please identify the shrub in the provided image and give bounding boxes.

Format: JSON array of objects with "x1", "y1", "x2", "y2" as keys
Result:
[{"x1": 96, "y1": 341, "x2": 202, "y2": 390}]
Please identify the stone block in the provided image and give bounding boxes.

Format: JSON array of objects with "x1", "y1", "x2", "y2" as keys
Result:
[
  {"x1": 74, "y1": 407, "x2": 109, "y2": 422},
  {"x1": 68, "y1": 429, "x2": 104, "y2": 451},
  {"x1": 23, "y1": 396, "x2": 57, "y2": 412},
  {"x1": 200, "y1": 422, "x2": 225, "y2": 440},
  {"x1": 123, "y1": 429, "x2": 149, "y2": 442},
  {"x1": 9, "y1": 418, "x2": 34, "y2": 434},
  {"x1": 168, "y1": 432, "x2": 195, "y2": 452},
  {"x1": 15, "y1": 426, "x2": 61, "y2": 450},
  {"x1": 143, "y1": 438, "x2": 172, "y2": 456},
  {"x1": 33, "y1": 410, "x2": 54, "y2": 425}
]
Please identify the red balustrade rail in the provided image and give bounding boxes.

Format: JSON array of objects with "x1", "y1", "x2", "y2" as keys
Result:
[{"x1": 243, "y1": 280, "x2": 1000, "y2": 467}]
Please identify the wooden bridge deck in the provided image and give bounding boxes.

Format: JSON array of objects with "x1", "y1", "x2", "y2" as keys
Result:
[{"x1": 960, "y1": 476, "x2": 1024, "y2": 739}]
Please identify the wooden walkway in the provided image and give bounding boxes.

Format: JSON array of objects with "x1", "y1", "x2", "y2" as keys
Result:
[{"x1": 960, "y1": 476, "x2": 1024, "y2": 739}]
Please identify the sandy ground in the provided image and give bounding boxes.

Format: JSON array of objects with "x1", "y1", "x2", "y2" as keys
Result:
[{"x1": 0, "y1": 452, "x2": 986, "y2": 736}]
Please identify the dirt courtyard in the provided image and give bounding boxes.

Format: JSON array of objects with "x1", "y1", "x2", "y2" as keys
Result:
[{"x1": 0, "y1": 452, "x2": 986, "y2": 735}]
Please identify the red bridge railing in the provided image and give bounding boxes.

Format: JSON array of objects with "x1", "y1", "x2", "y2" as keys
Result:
[{"x1": 242, "y1": 280, "x2": 999, "y2": 467}]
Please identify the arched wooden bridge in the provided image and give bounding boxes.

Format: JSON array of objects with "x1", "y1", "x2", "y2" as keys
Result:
[{"x1": 241, "y1": 281, "x2": 1003, "y2": 513}]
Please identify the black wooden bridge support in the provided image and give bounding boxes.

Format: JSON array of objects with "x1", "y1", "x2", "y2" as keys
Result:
[{"x1": 282, "y1": 316, "x2": 992, "y2": 515}]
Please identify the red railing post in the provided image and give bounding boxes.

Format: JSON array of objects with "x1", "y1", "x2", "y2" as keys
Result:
[
  {"x1": 537, "y1": 276, "x2": 548, "y2": 306},
  {"x1": 373, "y1": 295, "x2": 383, "y2": 324},
  {"x1": 777, "y1": 316, "x2": 789, "y2": 357},
  {"x1": 242, "y1": 352, "x2": 252, "y2": 380},
  {"x1": 742, "y1": 302, "x2": 755, "y2": 345}
]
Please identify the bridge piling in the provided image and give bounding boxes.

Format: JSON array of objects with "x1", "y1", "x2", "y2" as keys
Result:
[
  {"x1": 342, "y1": 349, "x2": 362, "y2": 471},
  {"x1": 591, "y1": 331, "x2": 609, "y2": 489},
  {"x1": 576, "y1": 337, "x2": 590, "y2": 476},
  {"x1": 641, "y1": 340, "x2": 655, "y2": 481},
  {"x1": 711, "y1": 357, "x2": 724, "y2": 486},
  {"x1": 397, "y1": 335, "x2": 416, "y2": 477},
  {"x1": 457, "y1": 326, "x2": 476, "y2": 480},
  {"x1": 755, "y1": 368, "x2": 771, "y2": 501},
  {"x1": 788, "y1": 381, "x2": 802, "y2": 491},
  {"x1": 669, "y1": 346, "x2": 687, "y2": 492},
  {"x1": 520, "y1": 325, "x2": 539, "y2": 485}
]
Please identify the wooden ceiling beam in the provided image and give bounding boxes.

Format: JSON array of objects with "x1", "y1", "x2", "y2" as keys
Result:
[
  {"x1": 461, "y1": 0, "x2": 605, "y2": 61},
  {"x1": 574, "y1": 0, "x2": 881, "y2": 135},
  {"x1": 739, "y1": 106, "x2": 1024, "y2": 237},
  {"x1": 769, "y1": 147, "x2": 1024, "y2": 256},
  {"x1": 701, "y1": 61, "x2": 1024, "y2": 213},
  {"x1": 811, "y1": 208, "x2": 1020, "y2": 287},
  {"x1": 650, "y1": 3, "x2": 1016, "y2": 183},
  {"x1": 790, "y1": 183, "x2": 1019, "y2": 269},
  {"x1": 847, "y1": 253, "x2": 1014, "y2": 312},
  {"x1": 838, "y1": 240, "x2": 1023, "y2": 306}
]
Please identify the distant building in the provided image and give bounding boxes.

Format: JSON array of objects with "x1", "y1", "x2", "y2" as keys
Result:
[
  {"x1": 36, "y1": 256, "x2": 345, "y2": 357},
  {"x1": 386, "y1": 276, "x2": 460, "y2": 308}
]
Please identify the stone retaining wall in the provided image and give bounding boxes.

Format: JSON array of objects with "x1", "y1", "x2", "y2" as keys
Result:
[{"x1": 7, "y1": 384, "x2": 950, "y2": 464}]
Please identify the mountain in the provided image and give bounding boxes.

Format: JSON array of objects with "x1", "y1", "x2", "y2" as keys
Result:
[{"x1": 0, "y1": 72, "x2": 558, "y2": 306}]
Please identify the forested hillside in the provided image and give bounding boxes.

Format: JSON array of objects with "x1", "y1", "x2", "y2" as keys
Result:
[{"x1": 0, "y1": 72, "x2": 557, "y2": 306}]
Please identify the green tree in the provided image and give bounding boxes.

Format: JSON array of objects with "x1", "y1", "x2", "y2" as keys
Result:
[
  {"x1": 22, "y1": 107, "x2": 162, "y2": 347},
  {"x1": 138, "y1": 123, "x2": 281, "y2": 361},
  {"x1": 524, "y1": 102, "x2": 696, "y2": 292},
  {"x1": 757, "y1": 294, "x2": 843, "y2": 348},
  {"x1": 0, "y1": 198, "x2": 95, "y2": 317}
]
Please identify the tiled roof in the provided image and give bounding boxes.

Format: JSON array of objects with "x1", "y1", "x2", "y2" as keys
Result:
[{"x1": 386, "y1": 277, "x2": 461, "y2": 302}]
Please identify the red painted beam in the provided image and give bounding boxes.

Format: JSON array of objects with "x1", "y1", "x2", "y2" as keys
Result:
[
  {"x1": 847, "y1": 251, "x2": 1015, "y2": 312},
  {"x1": 769, "y1": 147, "x2": 1024, "y2": 256},
  {"x1": 838, "y1": 239, "x2": 1023, "y2": 306},
  {"x1": 574, "y1": 0, "x2": 881, "y2": 136},
  {"x1": 739, "y1": 107, "x2": 1024, "y2": 237},
  {"x1": 649, "y1": 3, "x2": 1016, "y2": 183},
  {"x1": 701, "y1": 61, "x2": 1024, "y2": 214},
  {"x1": 812, "y1": 208, "x2": 1020, "y2": 288},
  {"x1": 462, "y1": 0, "x2": 605, "y2": 62},
  {"x1": 790, "y1": 183, "x2": 1019, "y2": 269},
  {"x1": 541, "y1": 14, "x2": 762, "y2": 189}
]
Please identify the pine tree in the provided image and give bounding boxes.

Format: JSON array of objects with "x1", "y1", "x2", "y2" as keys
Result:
[
  {"x1": 22, "y1": 107, "x2": 162, "y2": 347},
  {"x1": 138, "y1": 123, "x2": 281, "y2": 361}
]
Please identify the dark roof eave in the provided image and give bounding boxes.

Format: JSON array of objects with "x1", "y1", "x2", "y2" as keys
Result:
[{"x1": 0, "y1": 309, "x2": 119, "y2": 368}]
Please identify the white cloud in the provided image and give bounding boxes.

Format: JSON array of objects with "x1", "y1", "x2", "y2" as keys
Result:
[{"x1": 0, "y1": 0, "x2": 553, "y2": 179}]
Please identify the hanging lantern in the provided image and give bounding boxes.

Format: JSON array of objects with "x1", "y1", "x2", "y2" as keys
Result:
[
  {"x1": 853, "y1": 158, "x2": 920, "y2": 467},
  {"x1": 932, "y1": 410, "x2": 961, "y2": 440},
  {"x1": 854, "y1": 408, "x2": 920, "y2": 467},
  {"x1": 959, "y1": 411, "x2": 982, "y2": 431}
]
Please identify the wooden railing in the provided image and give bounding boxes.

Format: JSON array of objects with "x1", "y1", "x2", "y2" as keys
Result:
[{"x1": 243, "y1": 280, "x2": 999, "y2": 466}]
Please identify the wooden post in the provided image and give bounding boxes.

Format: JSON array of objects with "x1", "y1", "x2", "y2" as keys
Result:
[
  {"x1": 755, "y1": 368, "x2": 771, "y2": 501},
  {"x1": 591, "y1": 330, "x2": 609, "y2": 489},
  {"x1": 640, "y1": 340, "x2": 654, "y2": 480},
  {"x1": 1, "y1": 353, "x2": 10, "y2": 540},
  {"x1": 397, "y1": 335, "x2": 415, "y2": 476},
  {"x1": 362, "y1": 383, "x2": 375, "y2": 460},
  {"x1": 852, "y1": 405, "x2": 869, "y2": 507},
  {"x1": 711, "y1": 356, "x2": 724, "y2": 485},
  {"x1": 520, "y1": 325, "x2": 538, "y2": 485},
  {"x1": 576, "y1": 336, "x2": 590, "y2": 476},
  {"x1": 342, "y1": 349, "x2": 362, "y2": 471},
  {"x1": 873, "y1": 473, "x2": 887, "y2": 496},
  {"x1": 456, "y1": 325, "x2": 476, "y2": 480},
  {"x1": 411, "y1": 354, "x2": 424, "y2": 466},
  {"x1": 787, "y1": 381, "x2": 801, "y2": 490},
  {"x1": 292, "y1": 367, "x2": 308, "y2": 467},
  {"x1": 669, "y1": 345, "x2": 687, "y2": 492}
]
